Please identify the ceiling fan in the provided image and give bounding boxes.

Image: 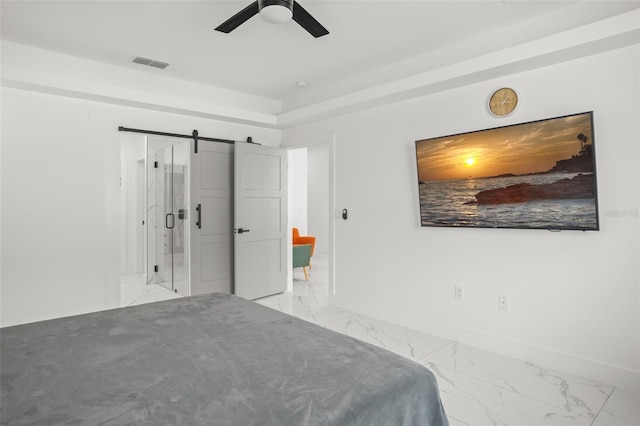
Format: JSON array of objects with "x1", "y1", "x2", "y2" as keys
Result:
[{"x1": 215, "y1": 0, "x2": 329, "y2": 38}]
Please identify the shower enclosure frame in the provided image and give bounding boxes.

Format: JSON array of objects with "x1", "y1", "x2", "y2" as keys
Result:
[{"x1": 146, "y1": 137, "x2": 191, "y2": 296}]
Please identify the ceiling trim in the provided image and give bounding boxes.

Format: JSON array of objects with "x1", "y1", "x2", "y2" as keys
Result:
[
  {"x1": 2, "y1": 9, "x2": 638, "y2": 130},
  {"x1": 277, "y1": 9, "x2": 640, "y2": 128},
  {"x1": 1, "y1": 40, "x2": 280, "y2": 127}
]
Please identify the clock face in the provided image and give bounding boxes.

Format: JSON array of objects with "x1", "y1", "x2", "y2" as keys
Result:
[{"x1": 489, "y1": 88, "x2": 518, "y2": 117}]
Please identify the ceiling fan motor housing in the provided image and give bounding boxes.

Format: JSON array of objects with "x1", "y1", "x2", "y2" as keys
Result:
[
  {"x1": 215, "y1": 0, "x2": 328, "y2": 38},
  {"x1": 258, "y1": 0, "x2": 294, "y2": 23}
]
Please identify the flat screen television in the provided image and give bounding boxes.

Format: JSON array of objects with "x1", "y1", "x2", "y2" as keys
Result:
[{"x1": 415, "y1": 111, "x2": 599, "y2": 231}]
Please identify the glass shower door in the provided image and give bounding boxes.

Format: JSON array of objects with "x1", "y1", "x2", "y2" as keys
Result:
[
  {"x1": 147, "y1": 139, "x2": 189, "y2": 295},
  {"x1": 171, "y1": 142, "x2": 189, "y2": 295}
]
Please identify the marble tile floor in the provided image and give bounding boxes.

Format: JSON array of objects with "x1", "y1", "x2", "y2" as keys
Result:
[
  {"x1": 123, "y1": 257, "x2": 638, "y2": 425},
  {"x1": 120, "y1": 273, "x2": 182, "y2": 307},
  {"x1": 255, "y1": 256, "x2": 639, "y2": 426}
]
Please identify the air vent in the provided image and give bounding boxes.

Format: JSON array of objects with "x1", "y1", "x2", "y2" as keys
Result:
[
  {"x1": 148, "y1": 60, "x2": 169, "y2": 70},
  {"x1": 132, "y1": 56, "x2": 169, "y2": 70},
  {"x1": 132, "y1": 56, "x2": 153, "y2": 65}
]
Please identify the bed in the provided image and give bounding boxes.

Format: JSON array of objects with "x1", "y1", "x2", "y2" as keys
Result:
[{"x1": 1, "y1": 293, "x2": 448, "y2": 425}]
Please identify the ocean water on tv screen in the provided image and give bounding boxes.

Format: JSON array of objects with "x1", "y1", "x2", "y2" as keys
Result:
[{"x1": 419, "y1": 172, "x2": 598, "y2": 230}]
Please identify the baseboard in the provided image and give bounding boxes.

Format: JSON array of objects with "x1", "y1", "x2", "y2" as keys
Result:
[{"x1": 330, "y1": 294, "x2": 639, "y2": 394}]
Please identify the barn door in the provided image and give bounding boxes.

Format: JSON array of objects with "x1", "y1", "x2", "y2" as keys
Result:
[
  {"x1": 189, "y1": 141, "x2": 234, "y2": 295},
  {"x1": 234, "y1": 142, "x2": 288, "y2": 300}
]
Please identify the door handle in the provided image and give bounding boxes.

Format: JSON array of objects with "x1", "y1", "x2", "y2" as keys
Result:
[
  {"x1": 196, "y1": 204, "x2": 201, "y2": 229},
  {"x1": 165, "y1": 213, "x2": 175, "y2": 229},
  {"x1": 237, "y1": 228, "x2": 250, "y2": 234}
]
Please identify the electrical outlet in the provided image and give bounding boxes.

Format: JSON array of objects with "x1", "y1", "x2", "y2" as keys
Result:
[
  {"x1": 498, "y1": 294, "x2": 509, "y2": 311},
  {"x1": 455, "y1": 286, "x2": 464, "y2": 300}
]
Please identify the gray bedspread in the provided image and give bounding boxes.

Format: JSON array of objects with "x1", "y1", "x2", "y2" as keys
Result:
[{"x1": 1, "y1": 293, "x2": 448, "y2": 425}]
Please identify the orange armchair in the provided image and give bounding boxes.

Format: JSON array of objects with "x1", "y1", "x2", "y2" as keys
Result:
[{"x1": 293, "y1": 228, "x2": 316, "y2": 267}]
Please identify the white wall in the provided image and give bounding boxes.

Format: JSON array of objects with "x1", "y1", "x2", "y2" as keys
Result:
[
  {"x1": 282, "y1": 44, "x2": 640, "y2": 391},
  {"x1": 289, "y1": 148, "x2": 308, "y2": 234},
  {"x1": 1, "y1": 88, "x2": 119, "y2": 326},
  {"x1": 120, "y1": 134, "x2": 145, "y2": 275},
  {"x1": 0, "y1": 86, "x2": 280, "y2": 327}
]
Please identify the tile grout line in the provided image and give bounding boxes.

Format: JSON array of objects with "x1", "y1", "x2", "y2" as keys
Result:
[
  {"x1": 418, "y1": 340, "x2": 457, "y2": 361},
  {"x1": 589, "y1": 387, "x2": 616, "y2": 426}
]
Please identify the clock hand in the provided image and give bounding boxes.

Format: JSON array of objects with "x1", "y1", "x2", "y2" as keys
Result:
[{"x1": 501, "y1": 96, "x2": 509, "y2": 105}]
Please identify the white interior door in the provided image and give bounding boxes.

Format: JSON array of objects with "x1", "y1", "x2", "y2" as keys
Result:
[
  {"x1": 190, "y1": 141, "x2": 234, "y2": 296},
  {"x1": 234, "y1": 142, "x2": 288, "y2": 300}
]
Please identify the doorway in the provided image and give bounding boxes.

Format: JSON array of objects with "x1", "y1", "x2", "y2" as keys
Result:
[
  {"x1": 120, "y1": 128, "x2": 316, "y2": 305},
  {"x1": 287, "y1": 135, "x2": 335, "y2": 298},
  {"x1": 120, "y1": 135, "x2": 236, "y2": 302},
  {"x1": 121, "y1": 132, "x2": 289, "y2": 305},
  {"x1": 120, "y1": 134, "x2": 186, "y2": 306}
]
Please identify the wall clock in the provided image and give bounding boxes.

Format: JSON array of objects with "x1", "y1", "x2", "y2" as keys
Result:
[{"x1": 489, "y1": 87, "x2": 518, "y2": 117}]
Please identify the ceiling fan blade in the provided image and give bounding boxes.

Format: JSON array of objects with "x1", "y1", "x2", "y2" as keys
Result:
[
  {"x1": 292, "y1": 1, "x2": 329, "y2": 38},
  {"x1": 215, "y1": 1, "x2": 260, "y2": 34}
]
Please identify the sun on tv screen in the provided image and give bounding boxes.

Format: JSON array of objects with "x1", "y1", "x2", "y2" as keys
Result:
[{"x1": 415, "y1": 112, "x2": 599, "y2": 231}]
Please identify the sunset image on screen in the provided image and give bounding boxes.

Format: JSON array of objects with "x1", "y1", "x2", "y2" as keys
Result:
[
  {"x1": 414, "y1": 112, "x2": 599, "y2": 231},
  {"x1": 416, "y1": 113, "x2": 593, "y2": 182}
]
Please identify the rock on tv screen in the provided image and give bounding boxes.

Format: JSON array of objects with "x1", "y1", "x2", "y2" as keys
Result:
[{"x1": 415, "y1": 112, "x2": 599, "y2": 231}]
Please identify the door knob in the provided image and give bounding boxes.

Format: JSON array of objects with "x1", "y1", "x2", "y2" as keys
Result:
[{"x1": 237, "y1": 228, "x2": 250, "y2": 234}]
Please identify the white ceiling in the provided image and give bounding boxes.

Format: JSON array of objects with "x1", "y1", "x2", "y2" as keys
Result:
[{"x1": 2, "y1": 1, "x2": 638, "y2": 112}]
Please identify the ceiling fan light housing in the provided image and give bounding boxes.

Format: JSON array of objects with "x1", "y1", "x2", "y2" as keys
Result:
[{"x1": 258, "y1": 0, "x2": 294, "y2": 24}]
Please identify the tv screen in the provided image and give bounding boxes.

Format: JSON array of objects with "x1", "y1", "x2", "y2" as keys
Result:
[{"x1": 415, "y1": 112, "x2": 599, "y2": 231}]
